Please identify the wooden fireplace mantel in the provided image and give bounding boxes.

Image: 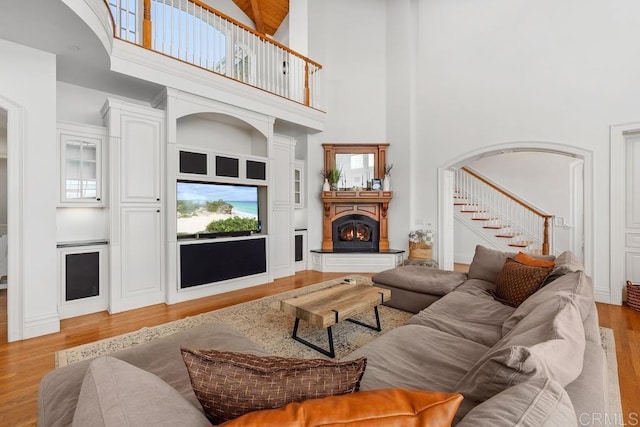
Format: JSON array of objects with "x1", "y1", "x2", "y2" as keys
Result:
[{"x1": 321, "y1": 190, "x2": 393, "y2": 251}]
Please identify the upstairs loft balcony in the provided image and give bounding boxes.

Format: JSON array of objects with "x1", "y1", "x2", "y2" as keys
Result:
[{"x1": 106, "y1": 0, "x2": 322, "y2": 109}]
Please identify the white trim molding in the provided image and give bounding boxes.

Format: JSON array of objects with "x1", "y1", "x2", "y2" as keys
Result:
[
  {"x1": 23, "y1": 312, "x2": 60, "y2": 340},
  {"x1": 0, "y1": 96, "x2": 25, "y2": 342},
  {"x1": 610, "y1": 122, "x2": 640, "y2": 305},
  {"x1": 438, "y1": 141, "x2": 598, "y2": 300}
]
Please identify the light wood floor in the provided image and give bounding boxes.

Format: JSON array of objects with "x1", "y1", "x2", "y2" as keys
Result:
[{"x1": 0, "y1": 270, "x2": 638, "y2": 426}]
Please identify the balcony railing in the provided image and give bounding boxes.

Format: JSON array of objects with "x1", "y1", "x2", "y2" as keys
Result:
[{"x1": 105, "y1": 0, "x2": 322, "y2": 109}]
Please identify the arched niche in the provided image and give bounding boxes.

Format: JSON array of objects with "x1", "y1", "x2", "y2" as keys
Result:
[{"x1": 176, "y1": 112, "x2": 268, "y2": 157}]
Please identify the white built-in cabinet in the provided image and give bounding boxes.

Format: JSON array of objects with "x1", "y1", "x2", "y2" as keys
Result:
[
  {"x1": 270, "y1": 135, "x2": 296, "y2": 279},
  {"x1": 57, "y1": 243, "x2": 109, "y2": 319},
  {"x1": 120, "y1": 114, "x2": 162, "y2": 203},
  {"x1": 102, "y1": 99, "x2": 165, "y2": 313},
  {"x1": 294, "y1": 160, "x2": 305, "y2": 209},
  {"x1": 57, "y1": 122, "x2": 107, "y2": 206}
]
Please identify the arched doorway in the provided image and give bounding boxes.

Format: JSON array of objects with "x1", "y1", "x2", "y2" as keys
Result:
[{"x1": 438, "y1": 142, "x2": 593, "y2": 280}]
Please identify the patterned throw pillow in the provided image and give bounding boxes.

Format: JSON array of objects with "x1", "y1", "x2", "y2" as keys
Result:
[
  {"x1": 181, "y1": 348, "x2": 367, "y2": 424},
  {"x1": 492, "y1": 258, "x2": 553, "y2": 307}
]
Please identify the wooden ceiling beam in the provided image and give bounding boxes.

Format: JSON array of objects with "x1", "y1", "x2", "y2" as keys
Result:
[{"x1": 249, "y1": 0, "x2": 266, "y2": 35}]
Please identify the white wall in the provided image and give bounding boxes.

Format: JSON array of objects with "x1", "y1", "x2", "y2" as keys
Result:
[
  {"x1": 0, "y1": 39, "x2": 59, "y2": 338},
  {"x1": 176, "y1": 114, "x2": 267, "y2": 157},
  {"x1": 385, "y1": 0, "x2": 418, "y2": 250},
  {"x1": 56, "y1": 208, "x2": 109, "y2": 242},
  {"x1": 57, "y1": 81, "x2": 151, "y2": 126},
  {"x1": 411, "y1": 0, "x2": 640, "y2": 302},
  {"x1": 306, "y1": 0, "x2": 388, "y2": 250}
]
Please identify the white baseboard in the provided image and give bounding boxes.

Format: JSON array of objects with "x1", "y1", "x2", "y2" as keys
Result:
[
  {"x1": 23, "y1": 312, "x2": 60, "y2": 339},
  {"x1": 596, "y1": 289, "x2": 615, "y2": 305}
]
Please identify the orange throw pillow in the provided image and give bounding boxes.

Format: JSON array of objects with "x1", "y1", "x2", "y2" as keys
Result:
[
  {"x1": 514, "y1": 252, "x2": 555, "y2": 269},
  {"x1": 220, "y1": 388, "x2": 463, "y2": 427}
]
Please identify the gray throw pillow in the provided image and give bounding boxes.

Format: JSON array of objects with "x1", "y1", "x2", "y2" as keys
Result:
[
  {"x1": 72, "y1": 356, "x2": 209, "y2": 427},
  {"x1": 502, "y1": 270, "x2": 594, "y2": 335},
  {"x1": 456, "y1": 295, "x2": 585, "y2": 402},
  {"x1": 457, "y1": 378, "x2": 577, "y2": 427},
  {"x1": 543, "y1": 251, "x2": 585, "y2": 285}
]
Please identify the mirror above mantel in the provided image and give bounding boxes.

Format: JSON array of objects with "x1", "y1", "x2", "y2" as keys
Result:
[{"x1": 322, "y1": 143, "x2": 389, "y2": 189}]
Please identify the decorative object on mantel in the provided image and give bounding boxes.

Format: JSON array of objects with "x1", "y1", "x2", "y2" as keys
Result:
[
  {"x1": 408, "y1": 228, "x2": 434, "y2": 260},
  {"x1": 321, "y1": 167, "x2": 342, "y2": 191},
  {"x1": 383, "y1": 164, "x2": 393, "y2": 191},
  {"x1": 322, "y1": 178, "x2": 330, "y2": 191}
]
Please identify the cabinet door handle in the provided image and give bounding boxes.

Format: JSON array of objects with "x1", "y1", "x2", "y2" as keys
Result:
[
  {"x1": 156, "y1": 209, "x2": 160, "y2": 213},
  {"x1": 96, "y1": 198, "x2": 101, "y2": 201},
  {"x1": 156, "y1": 198, "x2": 160, "y2": 201}
]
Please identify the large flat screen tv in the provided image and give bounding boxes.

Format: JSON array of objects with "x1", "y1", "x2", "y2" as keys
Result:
[{"x1": 177, "y1": 181, "x2": 260, "y2": 238}]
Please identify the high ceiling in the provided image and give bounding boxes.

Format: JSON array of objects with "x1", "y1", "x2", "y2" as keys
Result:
[{"x1": 233, "y1": 0, "x2": 289, "y2": 36}]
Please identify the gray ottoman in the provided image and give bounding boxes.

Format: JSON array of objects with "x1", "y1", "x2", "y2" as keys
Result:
[{"x1": 372, "y1": 266, "x2": 467, "y2": 313}]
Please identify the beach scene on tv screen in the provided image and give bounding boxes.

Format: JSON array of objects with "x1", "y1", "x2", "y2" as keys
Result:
[{"x1": 177, "y1": 182, "x2": 258, "y2": 235}]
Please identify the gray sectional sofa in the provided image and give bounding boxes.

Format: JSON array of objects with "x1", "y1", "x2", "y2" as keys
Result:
[{"x1": 38, "y1": 245, "x2": 608, "y2": 426}]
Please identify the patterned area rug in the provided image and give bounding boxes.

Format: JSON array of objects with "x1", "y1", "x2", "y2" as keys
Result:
[
  {"x1": 600, "y1": 327, "x2": 624, "y2": 422},
  {"x1": 56, "y1": 276, "x2": 413, "y2": 366}
]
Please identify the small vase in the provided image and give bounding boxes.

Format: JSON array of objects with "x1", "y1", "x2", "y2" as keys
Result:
[
  {"x1": 383, "y1": 175, "x2": 391, "y2": 191},
  {"x1": 322, "y1": 178, "x2": 330, "y2": 191}
]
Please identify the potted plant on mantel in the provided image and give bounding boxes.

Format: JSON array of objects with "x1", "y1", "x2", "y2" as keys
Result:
[{"x1": 320, "y1": 167, "x2": 342, "y2": 191}]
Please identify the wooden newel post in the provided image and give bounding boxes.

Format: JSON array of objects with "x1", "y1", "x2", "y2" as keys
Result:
[
  {"x1": 304, "y1": 62, "x2": 310, "y2": 106},
  {"x1": 143, "y1": 0, "x2": 152, "y2": 49},
  {"x1": 542, "y1": 217, "x2": 550, "y2": 255}
]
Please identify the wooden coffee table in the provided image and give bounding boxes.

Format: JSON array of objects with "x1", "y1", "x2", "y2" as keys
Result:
[{"x1": 280, "y1": 282, "x2": 391, "y2": 358}]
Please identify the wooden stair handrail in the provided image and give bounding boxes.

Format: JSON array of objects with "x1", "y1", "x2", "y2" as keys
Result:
[
  {"x1": 460, "y1": 166, "x2": 553, "y2": 255},
  {"x1": 461, "y1": 167, "x2": 553, "y2": 218}
]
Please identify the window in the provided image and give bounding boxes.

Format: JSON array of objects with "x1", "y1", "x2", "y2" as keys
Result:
[
  {"x1": 151, "y1": 0, "x2": 228, "y2": 73},
  {"x1": 234, "y1": 44, "x2": 256, "y2": 85},
  {"x1": 108, "y1": 0, "x2": 138, "y2": 42}
]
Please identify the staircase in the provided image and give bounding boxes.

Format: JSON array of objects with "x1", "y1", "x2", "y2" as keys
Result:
[{"x1": 454, "y1": 167, "x2": 554, "y2": 255}]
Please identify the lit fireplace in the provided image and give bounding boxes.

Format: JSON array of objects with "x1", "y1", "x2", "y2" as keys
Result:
[{"x1": 332, "y1": 214, "x2": 379, "y2": 252}]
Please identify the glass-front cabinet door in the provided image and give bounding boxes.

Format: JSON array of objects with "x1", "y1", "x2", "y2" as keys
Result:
[{"x1": 58, "y1": 123, "x2": 106, "y2": 206}]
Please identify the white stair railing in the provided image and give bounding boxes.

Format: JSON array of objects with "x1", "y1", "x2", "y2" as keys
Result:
[
  {"x1": 454, "y1": 167, "x2": 554, "y2": 255},
  {"x1": 106, "y1": 0, "x2": 323, "y2": 109}
]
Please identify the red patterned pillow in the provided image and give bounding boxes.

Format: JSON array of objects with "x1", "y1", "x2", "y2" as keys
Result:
[
  {"x1": 181, "y1": 348, "x2": 367, "y2": 424},
  {"x1": 492, "y1": 258, "x2": 553, "y2": 307}
]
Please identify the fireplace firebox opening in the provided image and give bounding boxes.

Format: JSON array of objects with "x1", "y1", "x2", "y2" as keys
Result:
[{"x1": 332, "y1": 214, "x2": 379, "y2": 252}]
